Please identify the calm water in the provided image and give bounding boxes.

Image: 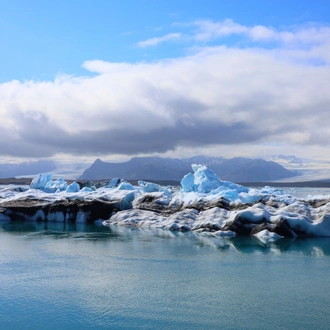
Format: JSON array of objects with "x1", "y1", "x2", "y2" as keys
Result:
[
  {"x1": 1, "y1": 221, "x2": 330, "y2": 330},
  {"x1": 279, "y1": 186, "x2": 330, "y2": 199}
]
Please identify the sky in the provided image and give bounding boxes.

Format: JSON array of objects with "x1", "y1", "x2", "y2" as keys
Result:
[{"x1": 0, "y1": 0, "x2": 330, "y2": 164}]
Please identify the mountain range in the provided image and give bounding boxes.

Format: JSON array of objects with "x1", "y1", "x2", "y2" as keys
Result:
[
  {"x1": 0, "y1": 160, "x2": 89, "y2": 180},
  {"x1": 0, "y1": 160, "x2": 56, "y2": 179},
  {"x1": 78, "y1": 156, "x2": 298, "y2": 182},
  {"x1": 1, "y1": 155, "x2": 319, "y2": 182}
]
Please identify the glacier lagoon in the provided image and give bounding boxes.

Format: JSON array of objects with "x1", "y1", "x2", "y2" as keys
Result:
[
  {"x1": 1, "y1": 166, "x2": 330, "y2": 329},
  {"x1": 1, "y1": 220, "x2": 330, "y2": 330}
]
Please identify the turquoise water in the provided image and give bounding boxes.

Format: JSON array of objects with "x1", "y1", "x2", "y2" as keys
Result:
[{"x1": 0, "y1": 221, "x2": 330, "y2": 330}]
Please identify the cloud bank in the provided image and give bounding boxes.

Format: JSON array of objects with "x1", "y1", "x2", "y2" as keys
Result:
[{"x1": 0, "y1": 19, "x2": 329, "y2": 160}]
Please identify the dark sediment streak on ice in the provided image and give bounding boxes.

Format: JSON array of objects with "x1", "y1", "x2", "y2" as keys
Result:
[{"x1": 1, "y1": 165, "x2": 330, "y2": 238}]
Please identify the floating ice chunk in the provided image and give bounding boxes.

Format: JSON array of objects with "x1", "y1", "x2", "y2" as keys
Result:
[
  {"x1": 180, "y1": 172, "x2": 195, "y2": 192},
  {"x1": 239, "y1": 189, "x2": 262, "y2": 204},
  {"x1": 30, "y1": 174, "x2": 69, "y2": 193},
  {"x1": 181, "y1": 164, "x2": 223, "y2": 193},
  {"x1": 194, "y1": 164, "x2": 223, "y2": 193},
  {"x1": 66, "y1": 181, "x2": 80, "y2": 193},
  {"x1": 45, "y1": 177, "x2": 68, "y2": 191},
  {"x1": 138, "y1": 180, "x2": 161, "y2": 192},
  {"x1": 213, "y1": 230, "x2": 236, "y2": 237},
  {"x1": 261, "y1": 186, "x2": 284, "y2": 195},
  {"x1": 30, "y1": 173, "x2": 53, "y2": 190},
  {"x1": 11, "y1": 166, "x2": 330, "y2": 237},
  {"x1": 107, "y1": 177, "x2": 121, "y2": 188},
  {"x1": 80, "y1": 187, "x2": 94, "y2": 192},
  {"x1": 180, "y1": 165, "x2": 250, "y2": 204},
  {"x1": 118, "y1": 181, "x2": 135, "y2": 190},
  {"x1": 253, "y1": 229, "x2": 283, "y2": 243}
]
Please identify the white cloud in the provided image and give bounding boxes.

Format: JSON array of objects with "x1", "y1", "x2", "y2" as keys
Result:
[
  {"x1": 0, "y1": 19, "x2": 330, "y2": 161},
  {"x1": 191, "y1": 19, "x2": 330, "y2": 46},
  {"x1": 192, "y1": 19, "x2": 248, "y2": 41},
  {"x1": 249, "y1": 25, "x2": 277, "y2": 41},
  {"x1": 136, "y1": 32, "x2": 181, "y2": 47}
]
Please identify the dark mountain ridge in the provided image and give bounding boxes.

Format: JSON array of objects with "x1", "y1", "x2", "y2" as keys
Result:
[{"x1": 79, "y1": 156, "x2": 298, "y2": 182}]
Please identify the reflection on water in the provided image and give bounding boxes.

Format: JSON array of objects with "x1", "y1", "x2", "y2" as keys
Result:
[
  {"x1": 1, "y1": 220, "x2": 330, "y2": 256},
  {"x1": 1, "y1": 221, "x2": 330, "y2": 330},
  {"x1": 0, "y1": 220, "x2": 120, "y2": 240}
]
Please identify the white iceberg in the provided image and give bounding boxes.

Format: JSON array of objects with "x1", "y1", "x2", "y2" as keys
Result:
[
  {"x1": 253, "y1": 229, "x2": 283, "y2": 243},
  {"x1": 0, "y1": 164, "x2": 330, "y2": 237}
]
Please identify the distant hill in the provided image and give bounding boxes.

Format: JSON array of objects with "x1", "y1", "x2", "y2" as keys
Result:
[
  {"x1": 78, "y1": 156, "x2": 297, "y2": 182},
  {"x1": 0, "y1": 160, "x2": 56, "y2": 179}
]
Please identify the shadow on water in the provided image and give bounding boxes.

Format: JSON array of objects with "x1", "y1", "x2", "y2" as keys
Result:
[
  {"x1": 1, "y1": 220, "x2": 329, "y2": 256},
  {"x1": 0, "y1": 220, "x2": 121, "y2": 241}
]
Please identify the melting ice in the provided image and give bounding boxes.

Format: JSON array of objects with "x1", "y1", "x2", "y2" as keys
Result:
[{"x1": 1, "y1": 164, "x2": 330, "y2": 239}]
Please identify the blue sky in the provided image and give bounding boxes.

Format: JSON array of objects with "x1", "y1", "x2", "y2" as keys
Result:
[
  {"x1": 2, "y1": 0, "x2": 329, "y2": 82},
  {"x1": 0, "y1": 0, "x2": 330, "y2": 163}
]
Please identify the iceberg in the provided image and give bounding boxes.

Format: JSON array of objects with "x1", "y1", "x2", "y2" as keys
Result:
[
  {"x1": 118, "y1": 181, "x2": 135, "y2": 190},
  {"x1": 1, "y1": 164, "x2": 330, "y2": 238},
  {"x1": 107, "y1": 177, "x2": 121, "y2": 188},
  {"x1": 66, "y1": 181, "x2": 80, "y2": 193},
  {"x1": 181, "y1": 164, "x2": 224, "y2": 193},
  {"x1": 30, "y1": 173, "x2": 68, "y2": 192},
  {"x1": 30, "y1": 173, "x2": 53, "y2": 190},
  {"x1": 138, "y1": 180, "x2": 162, "y2": 193},
  {"x1": 253, "y1": 229, "x2": 283, "y2": 243}
]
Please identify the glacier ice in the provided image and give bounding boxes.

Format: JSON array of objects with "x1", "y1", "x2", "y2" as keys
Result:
[
  {"x1": 107, "y1": 177, "x2": 121, "y2": 188},
  {"x1": 138, "y1": 180, "x2": 162, "y2": 193},
  {"x1": 30, "y1": 173, "x2": 53, "y2": 190},
  {"x1": 181, "y1": 164, "x2": 224, "y2": 193},
  {"x1": 66, "y1": 181, "x2": 80, "y2": 193},
  {"x1": 253, "y1": 229, "x2": 283, "y2": 243},
  {"x1": 1, "y1": 164, "x2": 330, "y2": 237},
  {"x1": 180, "y1": 164, "x2": 249, "y2": 204},
  {"x1": 30, "y1": 173, "x2": 68, "y2": 192},
  {"x1": 118, "y1": 181, "x2": 135, "y2": 190}
]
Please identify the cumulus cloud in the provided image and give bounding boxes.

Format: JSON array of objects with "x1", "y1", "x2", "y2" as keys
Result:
[{"x1": 0, "y1": 19, "x2": 330, "y2": 160}]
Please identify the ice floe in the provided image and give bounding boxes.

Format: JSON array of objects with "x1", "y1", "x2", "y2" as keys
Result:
[{"x1": 1, "y1": 164, "x2": 330, "y2": 237}]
